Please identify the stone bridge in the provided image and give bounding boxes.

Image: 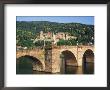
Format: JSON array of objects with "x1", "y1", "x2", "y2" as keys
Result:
[
  {"x1": 16, "y1": 49, "x2": 45, "y2": 71},
  {"x1": 16, "y1": 45, "x2": 94, "y2": 73}
]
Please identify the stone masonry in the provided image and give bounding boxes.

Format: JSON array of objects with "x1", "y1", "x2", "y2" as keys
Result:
[{"x1": 16, "y1": 45, "x2": 94, "y2": 73}]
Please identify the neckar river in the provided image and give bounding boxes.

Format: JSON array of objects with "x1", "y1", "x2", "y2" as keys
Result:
[
  {"x1": 17, "y1": 57, "x2": 94, "y2": 74},
  {"x1": 33, "y1": 63, "x2": 94, "y2": 74}
]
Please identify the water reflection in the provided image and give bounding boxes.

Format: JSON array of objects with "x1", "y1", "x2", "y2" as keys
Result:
[
  {"x1": 83, "y1": 62, "x2": 94, "y2": 74},
  {"x1": 17, "y1": 58, "x2": 94, "y2": 74},
  {"x1": 32, "y1": 63, "x2": 94, "y2": 74},
  {"x1": 65, "y1": 66, "x2": 82, "y2": 74}
]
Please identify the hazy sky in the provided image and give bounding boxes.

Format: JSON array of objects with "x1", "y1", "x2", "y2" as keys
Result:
[{"x1": 16, "y1": 16, "x2": 94, "y2": 25}]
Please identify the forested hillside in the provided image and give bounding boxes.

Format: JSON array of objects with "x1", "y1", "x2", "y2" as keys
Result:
[{"x1": 16, "y1": 21, "x2": 94, "y2": 48}]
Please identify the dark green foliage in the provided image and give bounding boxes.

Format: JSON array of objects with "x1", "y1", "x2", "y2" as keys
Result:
[
  {"x1": 45, "y1": 41, "x2": 52, "y2": 48},
  {"x1": 35, "y1": 40, "x2": 52, "y2": 48},
  {"x1": 57, "y1": 39, "x2": 77, "y2": 46},
  {"x1": 16, "y1": 30, "x2": 36, "y2": 48},
  {"x1": 35, "y1": 40, "x2": 44, "y2": 47}
]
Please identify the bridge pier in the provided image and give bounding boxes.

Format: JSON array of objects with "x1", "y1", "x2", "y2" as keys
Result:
[
  {"x1": 77, "y1": 50, "x2": 83, "y2": 67},
  {"x1": 44, "y1": 48, "x2": 61, "y2": 73},
  {"x1": 51, "y1": 49, "x2": 60, "y2": 73},
  {"x1": 45, "y1": 48, "x2": 52, "y2": 73}
]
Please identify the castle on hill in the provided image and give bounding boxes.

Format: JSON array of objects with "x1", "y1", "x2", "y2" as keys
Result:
[{"x1": 33, "y1": 31, "x2": 77, "y2": 44}]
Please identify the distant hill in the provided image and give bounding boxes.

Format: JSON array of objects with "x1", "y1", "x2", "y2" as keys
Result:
[{"x1": 16, "y1": 21, "x2": 94, "y2": 34}]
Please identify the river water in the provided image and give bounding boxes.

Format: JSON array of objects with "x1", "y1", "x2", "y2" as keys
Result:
[
  {"x1": 17, "y1": 58, "x2": 94, "y2": 74},
  {"x1": 32, "y1": 63, "x2": 94, "y2": 74}
]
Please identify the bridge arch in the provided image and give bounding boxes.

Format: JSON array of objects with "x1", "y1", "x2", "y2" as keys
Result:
[
  {"x1": 61, "y1": 50, "x2": 78, "y2": 66},
  {"x1": 60, "y1": 50, "x2": 78, "y2": 73},
  {"x1": 82, "y1": 49, "x2": 94, "y2": 74},
  {"x1": 82, "y1": 49, "x2": 94, "y2": 62},
  {"x1": 16, "y1": 55, "x2": 45, "y2": 74}
]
